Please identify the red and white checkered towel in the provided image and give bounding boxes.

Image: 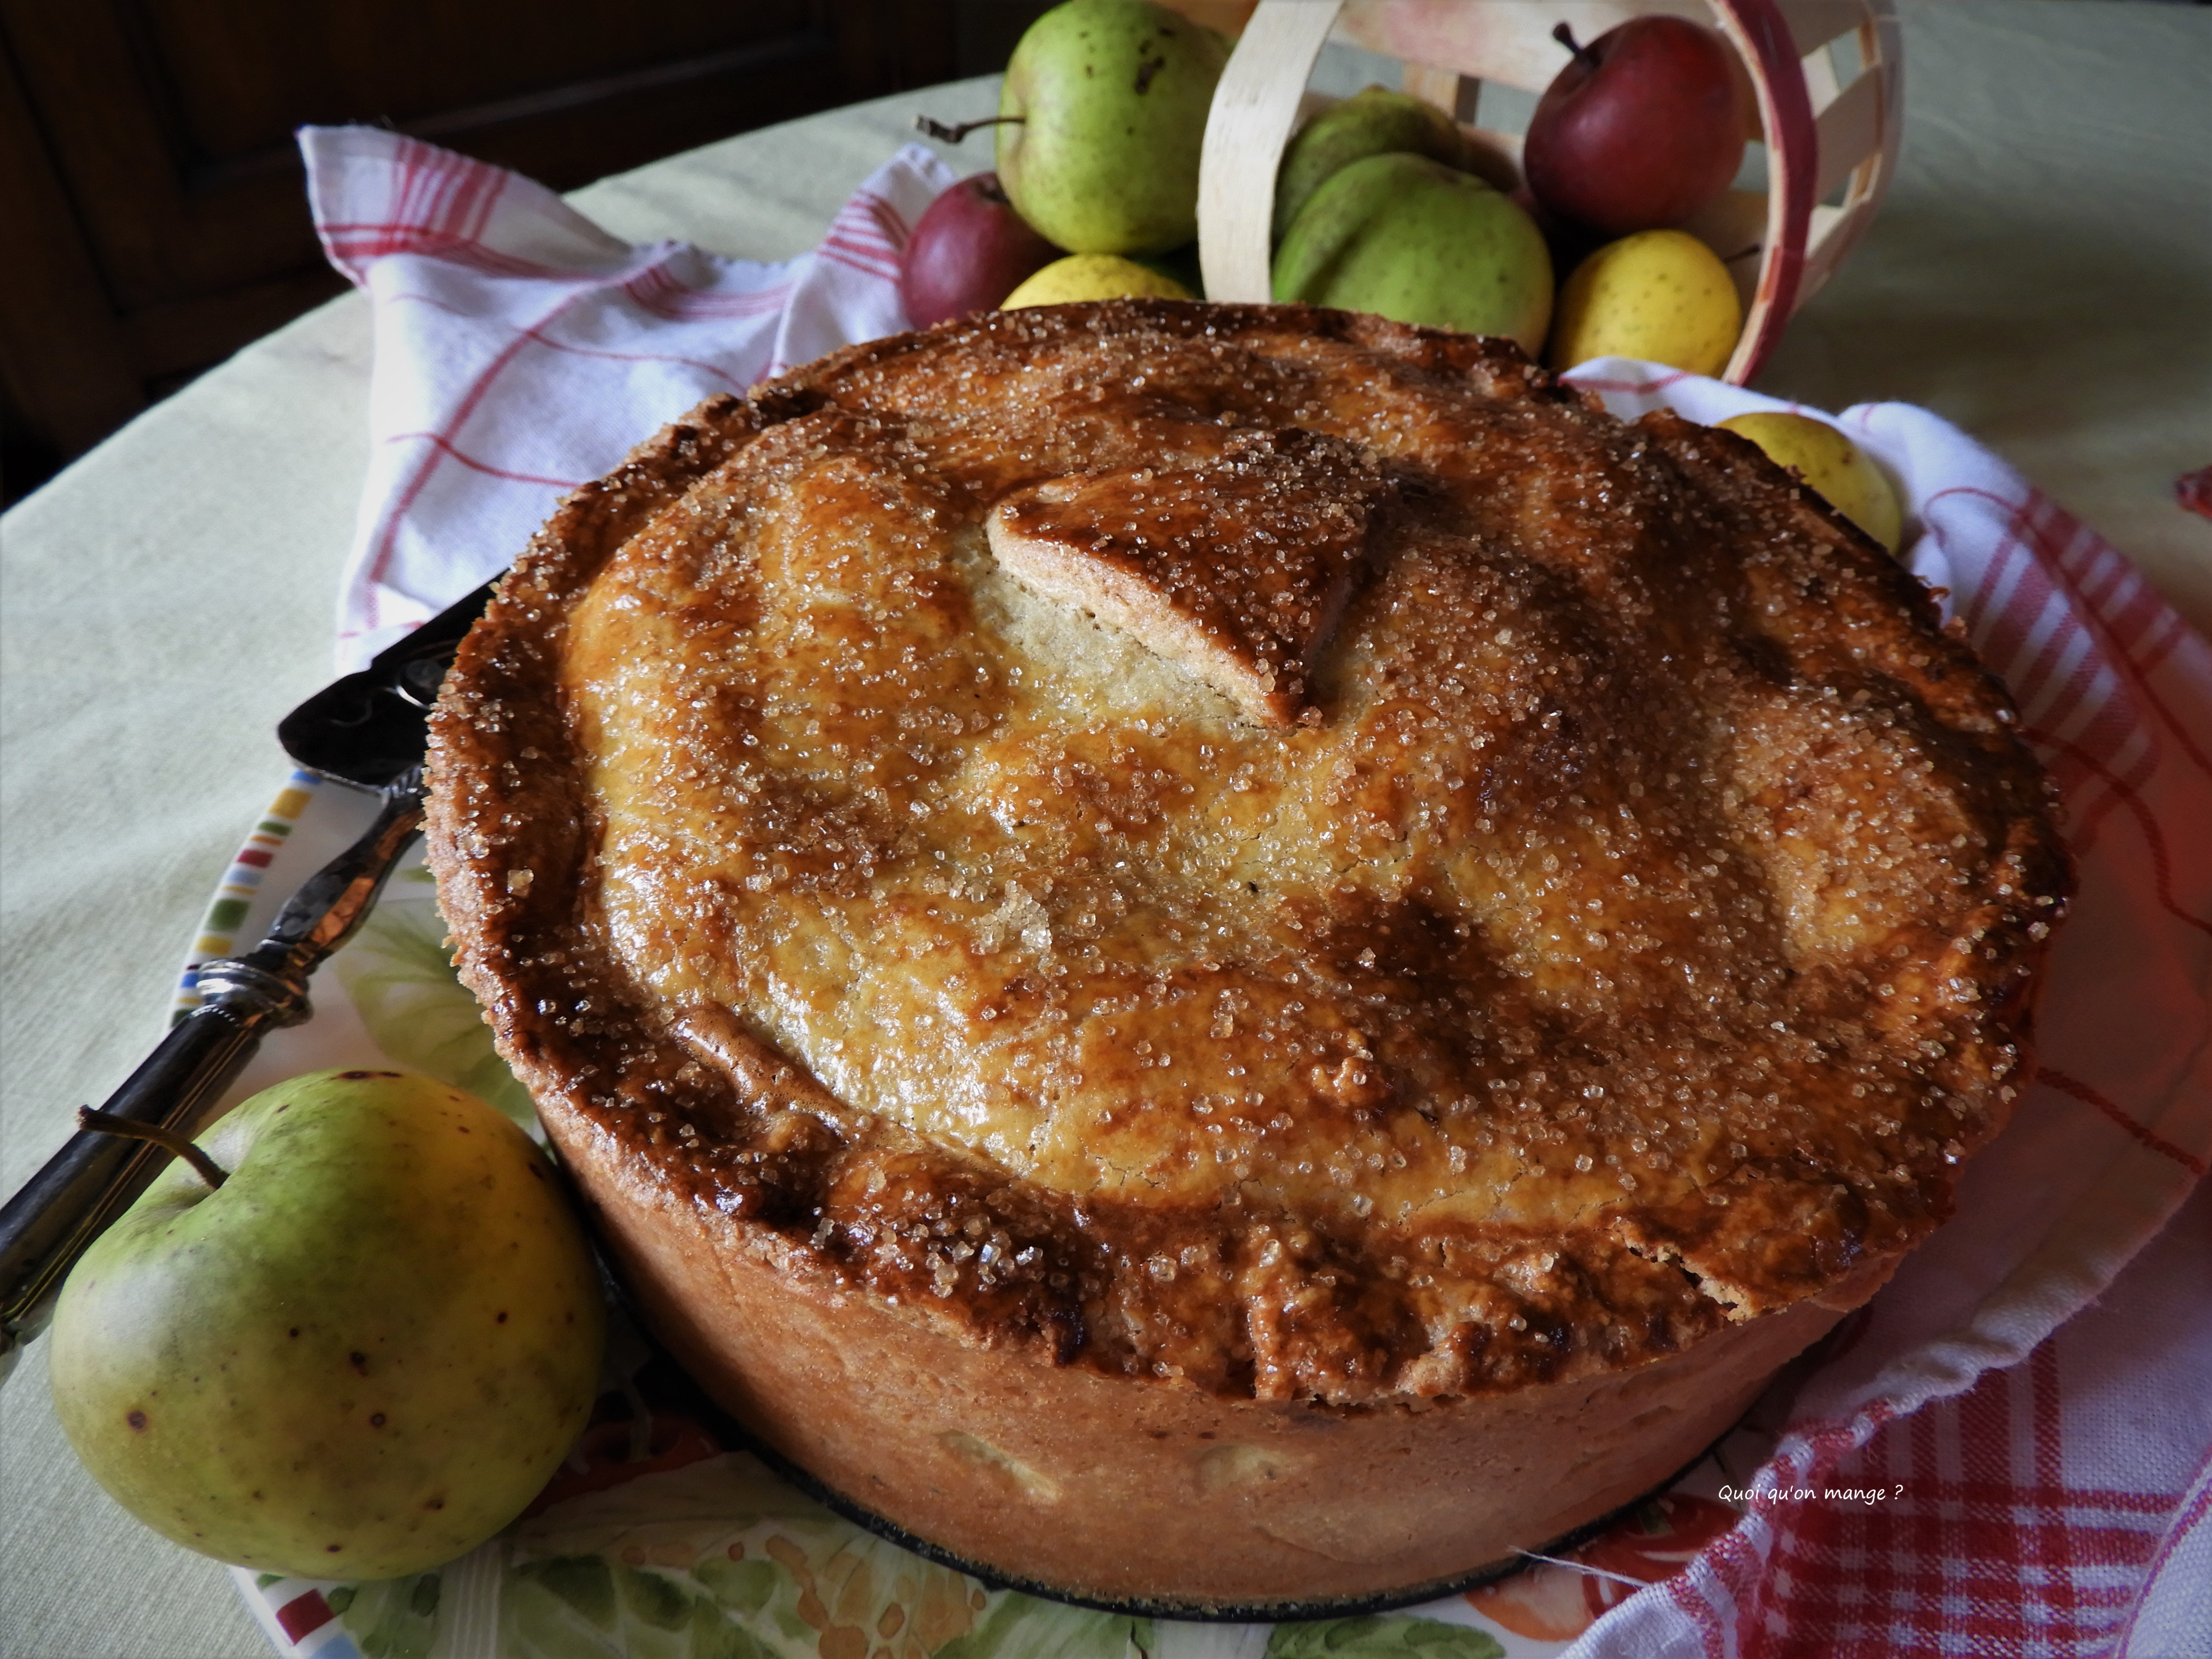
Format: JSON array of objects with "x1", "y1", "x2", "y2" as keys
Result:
[
  {"x1": 300, "y1": 126, "x2": 2212, "y2": 1659},
  {"x1": 1555, "y1": 370, "x2": 2212, "y2": 1659}
]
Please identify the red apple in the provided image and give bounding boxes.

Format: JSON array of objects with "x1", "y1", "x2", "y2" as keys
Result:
[
  {"x1": 899, "y1": 172, "x2": 1063, "y2": 328},
  {"x1": 1522, "y1": 17, "x2": 1746, "y2": 237}
]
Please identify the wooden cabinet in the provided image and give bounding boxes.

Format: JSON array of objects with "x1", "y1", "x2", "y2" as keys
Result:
[{"x1": 0, "y1": 0, "x2": 966, "y2": 498}]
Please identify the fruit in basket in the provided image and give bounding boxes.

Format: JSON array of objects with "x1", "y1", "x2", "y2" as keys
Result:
[
  {"x1": 1719, "y1": 411, "x2": 1905, "y2": 552},
  {"x1": 1510, "y1": 183, "x2": 1604, "y2": 282},
  {"x1": 997, "y1": 0, "x2": 1230, "y2": 256},
  {"x1": 48, "y1": 1069, "x2": 604, "y2": 1579},
  {"x1": 901, "y1": 172, "x2": 1064, "y2": 326},
  {"x1": 1003, "y1": 252, "x2": 1194, "y2": 307},
  {"x1": 1524, "y1": 17, "x2": 1747, "y2": 236},
  {"x1": 1548, "y1": 229, "x2": 1742, "y2": 378},
  {"x1": 1272, "y1": 152, "x2": 1551, "y2": 354},
  {"x1": 1272, "y1": 85, "x2": 1473, "y2": 242}
]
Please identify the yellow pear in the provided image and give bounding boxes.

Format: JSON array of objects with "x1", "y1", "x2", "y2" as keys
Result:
[
  {"x1": 1001, "y1": 253, "x2": 1193, "y2": 308},
  {"x1": 1548, "y1": 229, "x2": 1741, "y2": 378},
  {"x1": 1718, "y1": 411, "x2": 1905, "y2": 553}
]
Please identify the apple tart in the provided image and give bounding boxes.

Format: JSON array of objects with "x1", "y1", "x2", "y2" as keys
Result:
[{"x1": 426, "y1": 301, "x2": 2069, "y2": 1612}]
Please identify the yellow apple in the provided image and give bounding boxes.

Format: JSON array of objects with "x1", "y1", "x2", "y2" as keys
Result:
[
  {"x1": 1002, "y1": 253, "x2": 1194, "y2": 308},
  {"x1": 1718, "y1": 411, "x2": 1905, "y2": 553},
  {"x1": 1548, "y1": 229, "x2": 1742, "y2": 377}
]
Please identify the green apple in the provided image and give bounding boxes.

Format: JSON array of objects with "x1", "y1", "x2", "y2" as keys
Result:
[
  {"x1": 1272, "y1": 86, "x2": 1472, "y2": 244},
  {"x1": 997, "y1": 0, "x2": 1229, "y2": 256},
  {"x1": 1272, "y1": 152, "x2": 1554, "y2": 355},
  {"x1": 49, "y1": 1069, "x2": 604, "y2": 1580}
]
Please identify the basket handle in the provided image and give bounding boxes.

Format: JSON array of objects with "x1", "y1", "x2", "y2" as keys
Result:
[
  {"x1": 1198, "y1": 0, "x2": 1344, "y2": 303},
  {"x1": 1708, "y1": 0, "x2": 1819, "y2": 382}
]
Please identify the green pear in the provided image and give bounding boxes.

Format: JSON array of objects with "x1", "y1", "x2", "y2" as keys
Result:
[
  {"x1": 1273, "y1": 86, "x2": 1473, "y2": 244},
  {"x1": 1272, "y1": 152, "x2": 1554, "y2": 355},
  {"x1": 49, "y1": 1069, "x2": 604, "y2": 1580},
  {"x1": 997, "y1": 0, "x2": 1230, "y2": 256}
]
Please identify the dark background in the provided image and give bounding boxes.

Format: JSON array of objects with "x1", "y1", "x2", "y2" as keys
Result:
[{"x1": 0, "y1": 0, "x2": 1058, "y2": 504}]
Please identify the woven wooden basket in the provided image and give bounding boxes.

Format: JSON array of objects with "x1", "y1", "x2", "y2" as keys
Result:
[{"x1": 1196, "y1": 0, "x2": 1903, "y2": 384}]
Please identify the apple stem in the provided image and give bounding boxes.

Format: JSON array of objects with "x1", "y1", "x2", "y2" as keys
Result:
[
  {"x1": 1551, "y1": 23, "x2": 1597, "y2": 68},
  {"x1": 912, "y1": 114, "x2": 1026, "y2": 145},
  {"x1": 77, "y1": 1107, "x2": 229, "y2": 1190}
]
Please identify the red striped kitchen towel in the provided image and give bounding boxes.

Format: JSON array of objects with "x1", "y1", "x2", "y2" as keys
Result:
[
  {"x1": 299, "y1": 127, "x2": 2211, "y2": 1657},
  {"x1": 300, "y1": 123, "x2": 957, "y2": 670},
  {"x1": 1531, "y1": 364, "x2": 2212, "y2": 1659}
]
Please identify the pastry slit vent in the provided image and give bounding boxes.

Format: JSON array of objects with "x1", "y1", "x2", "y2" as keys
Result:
[
  {"x1": 674, "y1": 1006, "x2": 850, "y2": 1132},
  {"x1": 985, "y1": 428, "x2": 1388, "y2": 727},
  {"x1": 1616, "y1": 1234, "x2": 1753, "y2": 1320}
]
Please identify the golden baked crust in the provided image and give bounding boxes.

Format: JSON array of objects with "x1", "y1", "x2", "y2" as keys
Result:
[{"x1": 426, "y1": 302, "x2": 2068, "y2": 1594}]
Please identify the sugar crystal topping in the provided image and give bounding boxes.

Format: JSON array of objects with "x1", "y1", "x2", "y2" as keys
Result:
[{"x1": 430, "y1": 304, "x2": 2069, "y2": 1402}]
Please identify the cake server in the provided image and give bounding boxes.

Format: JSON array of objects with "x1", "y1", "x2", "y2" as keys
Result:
[{"x1": 0, "y1": 581, "x2": 496, "y2": 1363}]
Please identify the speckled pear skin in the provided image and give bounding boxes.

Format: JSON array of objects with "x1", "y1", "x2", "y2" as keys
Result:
[
  {"x1": 1272, "y1": 153, "x2": 1554, "y2": 355},
  {"x1": 1272, "y1": 86, "x2": 1475, "y2": 243},
  {"x1": 996, "y1": 0, "x2": 1229, "y2": 256},
  {"x1": 49, "y1": 1069, "x2": 604, "y2": 1580}
]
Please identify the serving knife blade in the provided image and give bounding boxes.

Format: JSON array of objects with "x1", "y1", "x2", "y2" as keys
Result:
[{"x1": 0, "y1": 582, "x2": 496, "y2": 1362}]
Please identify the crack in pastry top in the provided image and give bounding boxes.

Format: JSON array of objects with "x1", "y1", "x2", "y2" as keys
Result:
[{"x1": 427, "y1": 302, "x2": 2069, "y2": 1406}]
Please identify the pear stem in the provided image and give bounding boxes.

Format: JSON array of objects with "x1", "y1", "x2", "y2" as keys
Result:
[
  {"x1": 912, "y1": 114, "x2": 1026, "y2": 145},
  {"x1": 78, "y1": 1107, "x2": 228, "y2": 1190},
  {"x1": 1551, "y1": 23, "x2": 1597, "y2": 68}
]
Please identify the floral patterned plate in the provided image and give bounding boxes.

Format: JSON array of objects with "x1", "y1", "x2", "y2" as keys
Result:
[{"x1": 189, "y1": 774, "x2": 1802, "y2": 1659}]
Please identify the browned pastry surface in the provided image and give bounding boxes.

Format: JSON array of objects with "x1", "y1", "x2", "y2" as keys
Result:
[{"x1": 427, "y1": 303, "x2": 2069, "y2": 1426}]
